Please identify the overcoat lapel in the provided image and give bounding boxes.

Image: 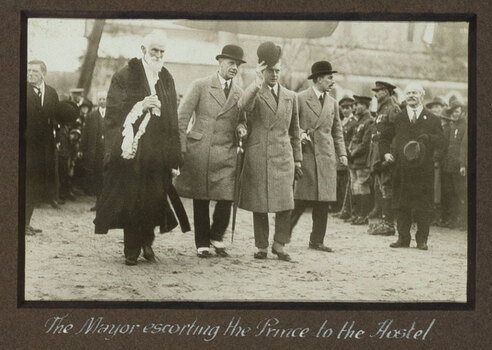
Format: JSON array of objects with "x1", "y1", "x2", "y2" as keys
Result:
[
  {"x1": 259, "y1": 85, "x2": 277, "y2": 114},
  {"x1": 315, "y1": 92, "x2": 333, "y2": 130},
  {"x1": 219, "y1": 80, "x2": 240, "y2": 116},
  {"x1": 306, "y1": 88, "x2": 322, "y2": 118},
  {"x1": 270, "y1": 86, "x2": 290, "y2": 129},
  {"x1": 209, "y1": 75, "x2": 226, "y2": 108}
]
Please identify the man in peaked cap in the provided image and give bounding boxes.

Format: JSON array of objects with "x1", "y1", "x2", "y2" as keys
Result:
[
  {"x1": 380, "y1": 83, "x2": 444, "y2": 250},
  {"x1": 347, "y1": 95, "x2": 374, "y2": 226},
  {"x1": 289, "y1": 61, "x2": 347, "y2": 252},
  {"x1": 367, "y1": 81, "x2": 401, "y2": 236},
  {"x1": 333, "y1": 95, "x2": 358, "y2": 220},
  {"x1": 236, "y1": 41, "x2": 302, "y2": 261},
  {"x1": 175, "y1": 44, "x2": 246, "y2": 258}
]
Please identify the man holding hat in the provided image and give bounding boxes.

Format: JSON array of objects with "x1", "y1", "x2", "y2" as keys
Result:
[
  {"x1": 380, "y1": 83, "x2": 444, "y2": 250},
  {"x1": 367, "y1": 81, "x2": 401, "y2": 235},
  {"x1": 175, "y1": 44, "x2": 246, "y2": 258},
  {"x1": 289, "y1": 61, "x2": 347, "y2": 252},
  {"x1": 347, "y1": 95, "x2": 374, "y2": 225},
  {"x1": 237, "y1": 41, "x2": 302, "y2": 261}
]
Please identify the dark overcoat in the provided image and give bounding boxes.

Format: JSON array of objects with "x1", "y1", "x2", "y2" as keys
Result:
[
  {"x1": 380, "y1": 107, "x2": 445, "y2": 211},
  {"x1": 94, "y1": 58, "x2": 181, "y2": 234},
  {"x1": 348, "y1": 111, "x2": 373, "y2": 169},
  {"x1": 294, "y1": 87, "x2": 346, "y2": 201},
  {"x1": 81, "y1": 109, "x2": 105, "y2": 195},
  {"x1": 26, "y1": 83, "x2": 59, "y2": 202},
  {"x1": 237, "y1": 83, "x2": 302, "y2": 213},
  {"x1": 441, "y1": 117, "x2": 467, "y2": 174},
  {"x1": 175, "y1": 74, "x2": 243, "y2": 200}
]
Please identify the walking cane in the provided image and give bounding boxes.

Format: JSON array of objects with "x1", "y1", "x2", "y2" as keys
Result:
[
  {"x1": 340, "y1": 176, "x2": 351, "y2": 216},
  {"x1": 231, "y1": 137, "x2": 245, "y2": 243}
]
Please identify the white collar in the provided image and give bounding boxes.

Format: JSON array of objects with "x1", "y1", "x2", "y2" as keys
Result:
[
  {"x1": 269, "y1": 83, "x2": 279, "y2": 95},
  {"x1": 312, "y1": 86, "x2": 325, "y2": 99},
  {"x1": 99, "y1": 107, "x2": 106, "y2": 117},
  {"x1": 406, "y1": 104, "x2": 423, "y2": 120},
  {"x1": 217, "y1": 73, "x2": 231, "y2": 89}
]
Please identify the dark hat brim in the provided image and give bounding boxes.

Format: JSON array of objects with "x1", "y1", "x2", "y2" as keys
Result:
[
  {"x1": 308, "y1": 70, "x2": 338, "y2": 80},
  {"x1": 426, "y1": 101, "x2": 445, "y2": 108},
  {"x1": 215, "y1": 54, "x2": 246, "y2": 64}
]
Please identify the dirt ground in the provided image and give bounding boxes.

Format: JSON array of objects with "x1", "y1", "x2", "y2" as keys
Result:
[{"x1": 25, "y1": 195, "x2": 467, "y2": 302}]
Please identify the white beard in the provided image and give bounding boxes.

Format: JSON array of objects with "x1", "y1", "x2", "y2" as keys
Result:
[{"x1": 144, "y1": 53, "x2": 163, "y2": 74}]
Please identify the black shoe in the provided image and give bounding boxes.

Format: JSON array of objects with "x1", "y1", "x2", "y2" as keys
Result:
[
  {"x1": 352, "y1": 217, "x2": 369, "y2": 225},
  {"x1": 339, "y1": 211, "x2": 351, "y2": 220},
  {"x1": 309, "y1": 242, "x2": 333, "y2": 252},
  {"x1": 142, "y1": 245, "x2": 156, "y2": 262},
  {"x1": 214, "y1": 247, "x2": 229, "y2": 257},
  {"x1": 390, "y1": 239, "x2": 410, "y2": 248},
  {"x1": 254, "y1": 251, "x2": 267, "y2": 259},
  {"x1": 416, "y1": 242, "x2": 428, "y2": 250},
  {"x1": 125, "y1": 257, "x2": 138, "y2": 265},
  {"x1": 57, "y1": 199, "x2": 66, "y2": 205},
  {"x1": 197, "y1": 250, "x2": 213, "y2": 258},
  {"x1": 271, "y1": 247, "x2": 292, "y2": 262},
  {"x1": 66, "y1": 192, "x2": 76, "y2": 201}
]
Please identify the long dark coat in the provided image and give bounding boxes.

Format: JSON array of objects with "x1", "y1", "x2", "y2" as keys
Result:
[
  {"x1": 441, "y1": 117, "x2": 467, "y2": 174},
  {"x1": 94, "y1": 58, "x2": 181, "y2": 234},
  {"x1": 380, "y1": 107, "x2": 445, "y2": 211},
  {"x1": 81, "y1": 109, "x2": 105, "y2": 195},
  {"x1": 294, "y1": 88, "x2": 346, "y2": 201},
  {"x1": 26, "y1": 83, "x2": 59, "y2": 203},
  {"x1": 237, "y1": 83, "x2": 302, "y2": 213},
  {"x1": 175, "y1": 74, "x2": 243, "y2": 201}
]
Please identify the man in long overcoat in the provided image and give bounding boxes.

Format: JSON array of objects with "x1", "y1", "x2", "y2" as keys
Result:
[
  {"x1": 289, "y1": 61, "x2": 347, "y2": 252},
  {"x1": 26, "y1": 59, "x2": 60, "y2": 235},
  {"x1": 175, "y1": 45, "x2": 246, "y2": 258},
  {"x1": 380, "y1": 83, "x2": 444, "y2": 250},
  {"x1": 367, "y1": 81, "x2": 401, "y2": 235},
  {"x1": 237, "y1": 42, "x2": 302, "y2": 262},
  {"x1": 94, "y1": 31, "x2": 183, "y2": 265},
  {"x1": 81, "y1": 91, "x2": 106, "y2": 210}
]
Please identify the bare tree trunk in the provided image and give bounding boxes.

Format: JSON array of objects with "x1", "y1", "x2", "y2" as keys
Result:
[{"x1": 77, "y1": 19, "x2": 105, "y2": 96}]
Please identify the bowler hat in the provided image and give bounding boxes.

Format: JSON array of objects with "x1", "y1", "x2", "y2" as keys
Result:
[
  {"x1": 216, "y1": 44, "x2": 246, "y2": 64},
  {"x1": 353, "y1": 95, "x2": 372, "y2": 106},
  {"x1": 338, "y1": 95, "x2": 355, "y2": 106},
  {"x1": 403, "y1": 139, "x2": 426, "y2": 168},
  {"x1": 257, "y1": 41, "x2": 282, "y2": 67},
  {"x1": 56, "y1": 100, "x2": 79, "y2": 124},
  {"x1": 425, "y1": 96, "x2": 447, "y2": 109},
  {"x1": 372, "y1": 81, "x2": 397, "y2": 93},
  {"x1": 308, "y1": 61, "x2": 337, "y2": 80}
]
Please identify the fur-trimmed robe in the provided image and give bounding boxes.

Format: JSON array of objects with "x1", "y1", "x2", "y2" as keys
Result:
[{"x1": 94, "y1": 58, "x2": 182, "y2": 234}]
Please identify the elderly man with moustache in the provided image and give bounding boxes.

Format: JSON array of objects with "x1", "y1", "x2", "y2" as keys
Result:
[
  {"x1": 380, "y1": 83, "x2": 444, "y2": 250},
  {"x1": 175, "y1": 45, "x2": 246, "y2": 258},
  {"x1": 289, "y1": 61, "x2": 347, "y2": 252},
  {"x1": 237, "y1": 41, "x2": 302, "y2": 262},
  {"x1": 94, "y1": 31, "x2": 184, "y2": 265},
  {"x1": 26, "y1": 59, "x2": 60, "y2": 234}
]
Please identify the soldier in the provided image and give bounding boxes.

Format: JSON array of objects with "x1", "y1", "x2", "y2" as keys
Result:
[
  {"x1": 333, "y1": 95, "x2": 356, "y2": 219},
  {"x1": 367, "y1": 81, "x2": 401, "y2": 235},
  {"x1": 347, "y1": 95, "x2": 374, "y2": 225}
]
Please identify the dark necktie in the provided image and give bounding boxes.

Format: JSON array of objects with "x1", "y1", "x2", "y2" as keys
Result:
[
  {"x1": 271, "y1": 88, "x2": 278, "y2": 104},
  {"x1": 412, "y1": 109, "x2": 417, "y2": 124},
  {"x1": 224, "y1": 81, "x2": 230, "y2": 99},
  {"x1": 319, "y1": 93, "x2": 325, "y2": 107},
  {"x1": 34, "y1": 86, "x2": 42, "y2": 105}
]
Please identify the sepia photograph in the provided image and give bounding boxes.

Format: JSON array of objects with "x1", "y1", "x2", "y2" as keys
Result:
[{"x1": 23, "y1": 18, "x2": 470, "y2": 303}]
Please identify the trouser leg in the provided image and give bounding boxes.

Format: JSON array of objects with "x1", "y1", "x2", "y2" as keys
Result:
[
  {"x1": 396, "y1": 208, "x2": 412, "y2": 244},
  {"x1": 140, "y1": 225, "x2": 155, "y2": 247},
  {"x1": 123, "y1": 224, "x2": 141, "y2": 258},
  {"x1": 360, "y1": 194, "x2": 372, "y2": 218},
  {"x1": 210, "y1": 200, "x2": 233, "y2": 241},
  {"x1": 193, "y1": 199, "x2": 211, "y2": 249},
  {"x1": 310, "y1": 201, "x2": 329, "y2": 244},
  {"x1": 273, "y1": 210, "x2": 292, "y2": 246},
  {"x1": 290, "y1": 200, "x2": 307, "y2": 234},
  {"x1": 253, "y1": 212, "x2": 269, "y2": 249},
  {"x1": 415, "y1": 210, "x2": 431, "y2": 244}
]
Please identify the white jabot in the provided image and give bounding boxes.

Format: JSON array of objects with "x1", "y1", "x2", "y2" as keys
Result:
[{"x1": 99, "y1": 107, "x2": 106, "y2": 118}]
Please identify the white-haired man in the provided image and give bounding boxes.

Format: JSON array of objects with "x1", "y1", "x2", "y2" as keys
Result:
[
  {"x1": 380, "y1": 83, "x2": 444, "y2": 250},
  {"x1": 94, "y1": 31, "x2": 186, "y2": 265}
]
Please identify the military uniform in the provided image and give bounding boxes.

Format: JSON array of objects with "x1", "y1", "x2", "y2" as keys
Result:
[
  {"x1": 367, "y1": 94, "x2": 401, "y2": 234},
  {"x1": 348, "y1": 102, "x2": 374, "y2": 225}
]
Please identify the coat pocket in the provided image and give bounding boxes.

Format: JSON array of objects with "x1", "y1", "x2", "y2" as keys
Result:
[{"x1": 187, "y1": 130, "x2": 203, "y2": 140}]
